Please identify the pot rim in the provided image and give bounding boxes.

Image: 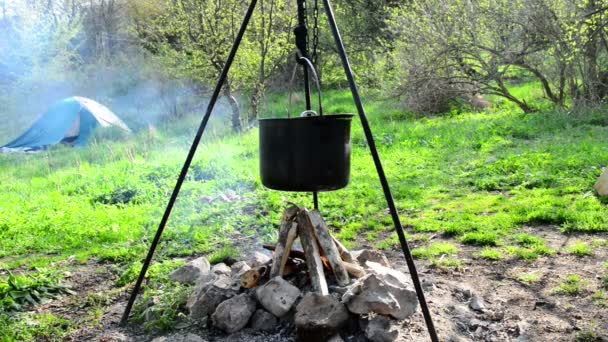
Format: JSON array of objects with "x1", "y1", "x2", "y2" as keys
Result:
[{"x1": 258, "y1": 113, "x2": 354, "y2": 121}]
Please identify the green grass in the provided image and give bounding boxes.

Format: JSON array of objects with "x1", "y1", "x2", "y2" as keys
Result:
[
  {"x1": 505, "y1": 244, "x2": 555, "y2": 260},
  {"x1": 575, "y1": 330, "x2": 603, "y2": 342},
  {"x1": 593, "y1": 290, "x2": 607, "y2": 307},
  {"x1": 411, "y1": 242, "x2": 458, "y2": 259},
  {"x1": 0, "y1": 270, "x2": 75, "y2": 312},
  {"x1": 431, "y1": 257, "x2": 463, "y2": 270},
  {"x1": 1, "y1": 87, "x2": 608, "y2": 337},
  {"x1": 504, "y1": 233, "x2": 555, "y2": 260},
  {"x1": 515, "y1": 233, "x2": 544, "y2": 247},
  {"x1": 516, "y1": 272, "x2": 541, "y2": 284},
  {"x1": 552, "y1": 275, "x2": 584, "y2": 296},
  {"x1": 460, "y1": 232, "x2": 501, "y2": 246},
  {"x1": 477, "y1": 248, "x2": 504, "y2": 261},
  {"x1": 208, "y1": 246, "x2": 239, "y2": 264},
  {"x1": 0, "y1": 313, "x2": 74, "y2": 341},
  {"x1": 566, "y1": 241, "x2": 594, "y2": 257}
]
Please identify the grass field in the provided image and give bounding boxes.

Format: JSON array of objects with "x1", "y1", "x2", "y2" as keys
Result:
[{"x1": 1, "y1": 88, "x2": 607, "y2": 339}]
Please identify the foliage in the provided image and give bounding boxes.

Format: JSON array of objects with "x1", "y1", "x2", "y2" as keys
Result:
[
  {"x1": 208, "y1": 246, "x2": 239, "y2": 264},
  {"x1": 517, "y1": 272, "x2": 541, "y2": 284},
  {"x1": 387, "y1": 0, "x2": 608, "y2": 113},
  {"x1": 552, "y1": 274, "x2": 584, "y2": 296},
  {"x1": 0, "y1": 271, "x2": 75, "y2": 313},
  {"x1": 133, "y1": 283, "x2": 191, "y2": 332},
  {"x1": 0, "y1": 313, "x2": 73, "y2": 341},
  {"x1": 431, "y1": 257, "x2": 463, "y2": 270},
  {"x1": 566, "y1": 241, "x2": 594, "y2": 257},
  {"x1": 460, "y1": 232, "x2": 501, "y2": 247},
  {"x1": 477, "y1": 248, "x2": 503, "y2": 261}
]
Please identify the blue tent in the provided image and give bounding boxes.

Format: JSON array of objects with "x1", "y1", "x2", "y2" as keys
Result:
[{"x1": 2, "y1": 96, "x2": 130, "y2": 151}]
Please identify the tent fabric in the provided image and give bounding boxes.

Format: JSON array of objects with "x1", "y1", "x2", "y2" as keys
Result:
[{"x1": 2, "y1": 97, "x2": 130, "y2": 150}]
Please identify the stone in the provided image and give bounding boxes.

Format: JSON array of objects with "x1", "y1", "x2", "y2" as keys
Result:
[
  {"x1": 211, "y1": 293, "x2": 257, "y2": 333},
  {"x1": 95, "y1": 331, "x2": 130, "y2": 342},
  {"x1": 365, "y1": 315, "x2": 400, "y2": 342},
  {"x1": 187, "y1": 275, "x2": 238, "y2": 321},
  {"x1": 211, "y1": 263, "x2": 232, "y2": 276},
  {"x1": 249, "y1": 309, "x2": 278, "y2": 332},
  {"x1": 248, "y1": 251, "x2": 271, "y2": 267},
  {"x1": 169, "y1": 257, "x2": 211, "y2": 284},
  {"x1": 295, "y1": 293, "x2": 350, "y2": 341},
  {"x1": 352, "y1": 249, "x2": 391, "y2": 267},
  {"x1": 230, "y1": 261, "x2": 251, "y2": 277},
  {"x1": 151, "y1": 333, "x2": 207, "y2": 342},
  {"x1": 365, "y1": 261, "x2": 411, "y2": 288},
  {"x1": 328, "y1": 335, "x2": 344, "y2": 342},
  {"x1": 255, "y1": 276, "x2": 301, "y2": 317},
  {"x1": 469, "y1": 294, "x2": 485, "y2": 312},
  {"x1": 342, "y1": 273, "x2": 417, "y2": 320},
  {"x1": 594, "y1": 167, "x2": 608, "y2": 196},
  {"x1": 421, "y1": 278, "x2": 435, "y2": 292}
]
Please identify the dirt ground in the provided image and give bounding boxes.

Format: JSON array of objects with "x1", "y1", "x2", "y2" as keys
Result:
[{"x1": 30, "y1": 225, "x2": 608, "y2": 341}]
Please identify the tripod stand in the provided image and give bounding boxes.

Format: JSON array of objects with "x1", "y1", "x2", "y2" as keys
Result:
[{"x1": 121, "y1": 1, "x2": 438, "y2": 340}]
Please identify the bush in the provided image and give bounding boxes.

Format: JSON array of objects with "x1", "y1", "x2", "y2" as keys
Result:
[{"x1": 403, "y1": 76, "x2": 465, "y2": 115}]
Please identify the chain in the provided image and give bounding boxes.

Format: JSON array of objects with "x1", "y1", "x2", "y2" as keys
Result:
[
  {"x1": 312, "y1": 0, "x2": 320, "y2": 67},
  {"x1": 303, "y1": 0, "x2": 309, "y2": 53}
]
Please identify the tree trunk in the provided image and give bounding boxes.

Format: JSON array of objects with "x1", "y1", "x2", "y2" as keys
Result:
[
  {"x1": 223, "y1": 80, "x2": 241, "y2": 132},
  {"x1": 583, "y1": 0, "x2": 600, "y2": 102}
]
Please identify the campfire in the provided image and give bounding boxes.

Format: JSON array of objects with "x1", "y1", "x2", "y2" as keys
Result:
[{"x1": 164, "y1": 206, "x2": 419, "y2": 341}]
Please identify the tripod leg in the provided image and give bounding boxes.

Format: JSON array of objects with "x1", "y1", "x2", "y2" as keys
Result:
[
  {"x1": 120, "y1": 0, "x2": 259, "y2": 326},
  {"x1": 321, "y1": 1, "x2": 439, "y2": 341}
]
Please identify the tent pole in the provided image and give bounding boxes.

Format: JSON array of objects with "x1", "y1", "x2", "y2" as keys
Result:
[
  {"x1": 321, "y1": 0, "x2": 439, "y2": 340},
  {"x1": 120, "y1": 0, "x2": 258, "y2": 326}
]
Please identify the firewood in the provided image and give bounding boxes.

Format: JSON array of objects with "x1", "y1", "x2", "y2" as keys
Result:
[
  {"x1": 308, "y1": 210, "x2": 350, "y2": 286},
  {"x1": 342, "y1": 261, "x2": 366, "y2": 278},
  {"x1": 282, "y1": 205, "x2": 300, "y2": 223},
  {"x1": 270, "y1": 206, "x2": 299, "y2": 278},
  {"x1": 297, "y1": 209, "x2": 329, "y2": 295},
  {"x1": 240, "y1": 266, "x2": 268, "y2": 288},
  {"x1": 269, "y1": 222, "x2": 298, "y2": 277},
  {"x1": 332, "y1": 235, "x2": 354, "y2": 263},
  {"x1": 263, "y1": 244, "x2": 306, "y2": 260}
]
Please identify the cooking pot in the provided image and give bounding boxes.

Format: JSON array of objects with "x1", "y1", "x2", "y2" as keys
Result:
[
  {"x1": 259, "y1": 55, "x2": 353, "y2": 192},
  {"x1": 259, "y1": 113, "x2": 353, "y2": 192}
]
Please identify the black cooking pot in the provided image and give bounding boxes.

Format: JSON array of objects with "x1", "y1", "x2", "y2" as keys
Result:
[{"x1": 259, "y1": 114, "x2": 353, "y2": 192}]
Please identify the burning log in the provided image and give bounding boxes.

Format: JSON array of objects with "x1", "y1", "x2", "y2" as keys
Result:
[
  {"x1": 342, "y1": 261, "x2": 366, "y2": 278},
  {"x1": 241, "y1": 267, "x2": 265, "y2": 289},
  {"x1": 308, "y1": 210, "x2": 350, "y2": 286},
  {"x1": 297, "y1": 209, "x2": 329, "y2": 295},
  {"x1": 332, "y1": 235, "x2": 354, "y2": 263}
]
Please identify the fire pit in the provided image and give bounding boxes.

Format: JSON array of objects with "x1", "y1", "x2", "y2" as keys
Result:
[
  {"x1": 165, "y1": 205, "x2": 419, "y2": 341},
  {"x1": 122, "y1": 0, "x2": 437, "y2": 340}
]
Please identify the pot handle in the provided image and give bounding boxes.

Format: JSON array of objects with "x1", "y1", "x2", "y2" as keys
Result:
[{"x1": 287, "y1": 51, "x2": 324, "y2": 118}]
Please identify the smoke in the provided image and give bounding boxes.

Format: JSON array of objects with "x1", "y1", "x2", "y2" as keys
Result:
[{"x1": 0, "y1": 0, "x2": 235, "y2": 145}]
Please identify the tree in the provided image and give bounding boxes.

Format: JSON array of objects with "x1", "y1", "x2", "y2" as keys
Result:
[
  {"x1": 129, "y1": 0, "x2": 296, "y2": 131},
  {"x1": 387, "y1": 0, "x2": 608, "y2": 113}
]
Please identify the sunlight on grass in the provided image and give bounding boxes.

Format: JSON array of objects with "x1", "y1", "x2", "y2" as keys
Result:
[
  {"x1": 411, "y1": 242, "x2": 458, "y2": 259},
  {"x1": 431, "y1": 257, "x2": 463, "y2": 270},
  {"x1": 516, "y1": 272, "x2": 541, "y2": 284},
  {"x1": 477, "y1": 248, "x2": 504, "y2": 261},
  {"x1": 566, "y1": 241, "x2": 594, "y2": 257},
  {"x1": 460, "y1": 232, "x2": 501, "y2": 246},
  {"x1": 552, "y1": 275, "x2": 584, "y2": 296}
]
